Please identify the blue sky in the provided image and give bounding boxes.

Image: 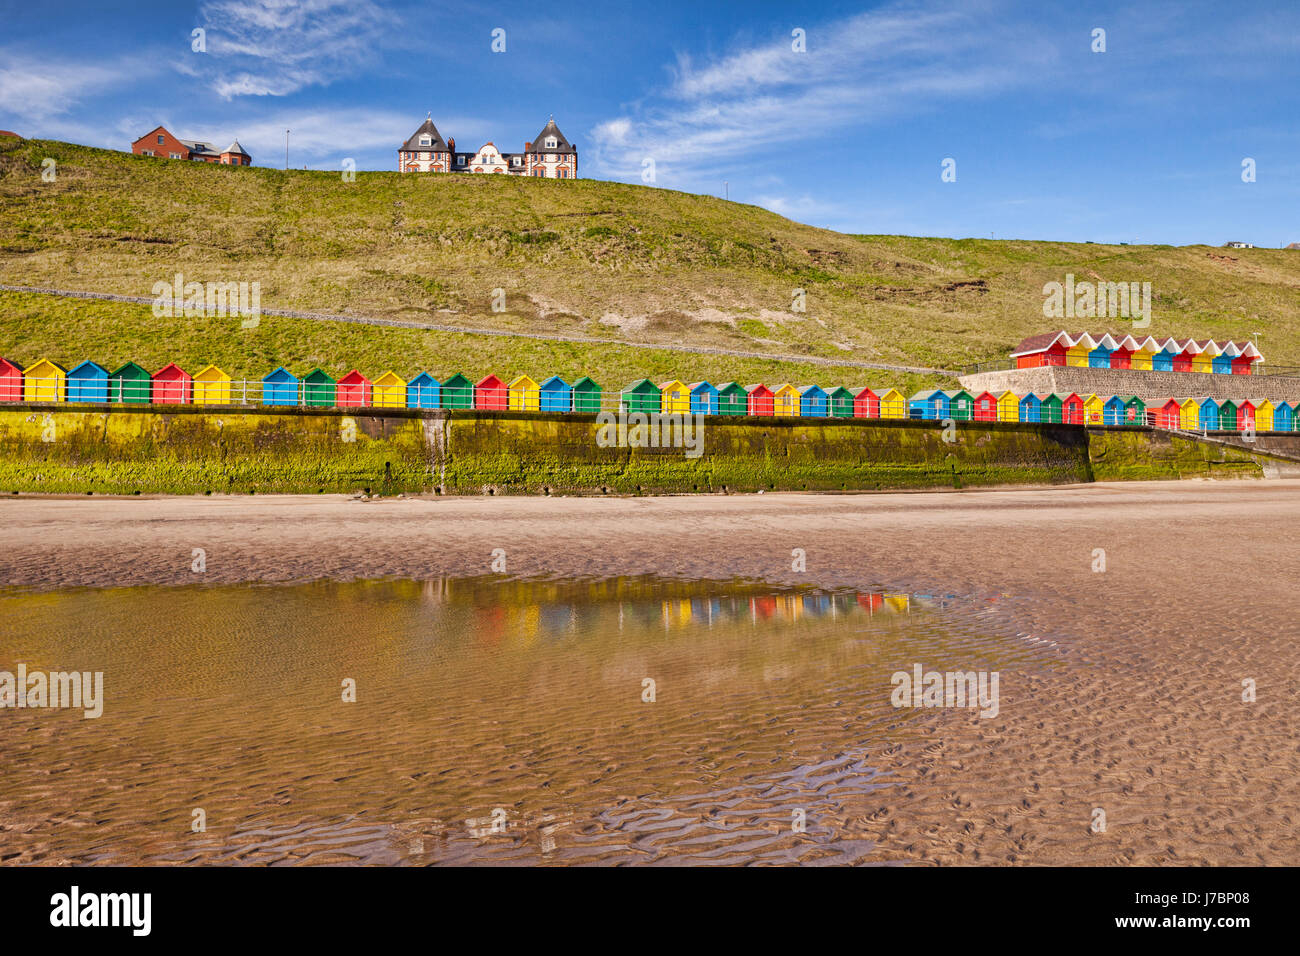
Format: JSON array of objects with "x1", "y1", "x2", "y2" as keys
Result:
[{"x1": 2, "y1": 0, "x2": 1298, "y2": 245}]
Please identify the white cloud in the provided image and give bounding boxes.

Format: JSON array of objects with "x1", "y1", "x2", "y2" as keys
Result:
[
  {"x1": 198, "y1": 0, "x2": 400, "y2": 98},
  {"x1": 0, "y1": 54, "x2": 130, "y2": 124}
]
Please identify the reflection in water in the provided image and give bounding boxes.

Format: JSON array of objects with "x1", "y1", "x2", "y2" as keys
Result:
[{"x1": 0, "y1": 577, "x2": 1051, "y2": 865}]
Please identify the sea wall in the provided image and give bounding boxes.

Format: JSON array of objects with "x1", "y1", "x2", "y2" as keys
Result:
[
  {"x1": 0, "y1": 405, "x2": 1291, "y2": 496},
  {"x1": 959, "y1": 366, "x2": 1300, "y2": 404}
]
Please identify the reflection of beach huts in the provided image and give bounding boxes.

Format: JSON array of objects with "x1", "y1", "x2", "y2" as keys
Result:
[
  {"x1": 373, "y1": 371, "x2": 407, "y2": 409},
  {"x1": 773, "y1": 383, "x2": 800, "y2": 416},
  {"x1": 852, "y1": 386, "x2": 878, "y2": 418},
  {"x1": 440, "y1": 372, "x2": 473, "y2": 409},
  {"x1": 507, "y1": 374, "x2": 539, "y2": 411},
  {"x1": 110, "y1": 361, "x2": 151, "y2": 403},
  {"x1": 689, "y1": 381, "x2": 718, "y2": 415},
  {"x1": 337, "y1": 370, "x2": 372, "y2": 407},
  {"x1": 571, "y1": 375, "x2": 601, "y2": 413},
  {"x1": 745, "y1": 383, "x2": 774, "y2": 416},
  {"x1": 303, "y1": 368, "x2": 337, "y2": 407},
  {"x1": 152, "y1": 362, "x2": 192, "y2": 404},
  {"x1": 883, "y1": 593, "x2": 910, "y2": 613},
  {"x1": 193, "y1": 364, "x2": 231, "y2": 405},
  {"x1": 716, "y1": 382, "x2": 747, "y2": 416},
  {"x1": 539, "y1": 375, "x2": 571, "y2": 412},
  {"x1": 24, "y1": 358, "x2": 66, "y2": 402},
  {"x1": 262, "y1": 366, "x2": 300, "y2": 406},
  {"x1": 67, "y1": 360, "x2": 109, "y2": 403},
  {"x1": 0, "y1": 357, "x2": 23, "y2": 402},
  {"x1": 475, "y1": 374, "x2": 507, "y2": 410},
  {"x1": 828, "y1": 386, "x2": 855, "y2": 418},
  {"x1": 857, "y1": 592, "x2": 883, "y2": 613},
  {"x1": 877, "y1": 387, "x2": 906, "y2": 419},
  {"x1": 620, "y1": 378, "x2": 660, "y2": 413},
  {"x1": 660, "y1": 380, "x2": 689, "y2": 414},
  {"x1": 407, "y1": 372, "x2": 440, "y2": 409},
  {"x1": 798, "y1": 385, "x2": 828, "y2": 417}
]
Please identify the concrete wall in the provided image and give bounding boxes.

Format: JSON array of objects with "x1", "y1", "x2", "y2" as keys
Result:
[{"x1": 960, "y1": 366, "x2": 1300, "y2": 403}]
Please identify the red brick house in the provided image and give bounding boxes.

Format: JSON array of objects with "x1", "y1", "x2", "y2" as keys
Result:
[{"x1": 131, "y1": 126, "x2": 252, "y2": 166}]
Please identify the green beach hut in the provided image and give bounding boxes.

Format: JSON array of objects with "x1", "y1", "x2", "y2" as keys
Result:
[
  {"x1": 1219, "y1": 399, "x2": 1239, "y2": 432},
  {"x1": 1040, "y1": 392, "x2": 1065, "y2": 424},
  {"x1": 1123, "y1": 395, "x2": 1146, "y2": 425},
  {"x1": 440, "y1": 372, "x2": 473, "y2": 409},
  {"x1": 620, "y1": 378, "x2": 661, "y2": 414},
  {"x1": 828, "y1": 386, "x2": 855, "y2": 418},
  {"x1": 109, "y1": 361, "x2": 151, "y2": 403},
  {"x1": 946, "y1": 389, "x2": 975, "y2": 422},
  {"x1": 716, "y1": 382, "x2": 747, "y2": 416},
  {"x1": 571, "y1": 376, "x2": 602, "y2": 413},
  {"x1": 303, "y1": 368, "x2": 337, "y2": 407}
]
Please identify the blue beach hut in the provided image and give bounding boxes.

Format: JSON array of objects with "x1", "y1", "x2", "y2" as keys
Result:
[
  {"x1": 1276, "y1": 401, "x2": 1296, "y2": 432},
  {"x1": 1088, "y1": 343, "x2": 1113, "y2": 368},
  {"x1": 798, "y1": 385, "x2": 828, "y2": 418},
  {"x1": 1212, "y1": 353, "x2": 1233, "y2": 374},
  {"x1": 1198, "y1": 397, "x2": 1220, "y2": 431},
  {"x1": 1152, "y1": 345, "x2": 1177, "y2": 372},
  {"x1": 261, "y1": 366, "x2": 300, "y2": 406},
  {"x1": 689, "y1": 381, "x2": 719, "y2": 415},
  {"x1": 908, "y1": 389, "x2": 939, "y2": 420},
  {"x1": 539, "y1": 375, "x2": 572, "y2": 412},
  {"x1": 1103, "y1": 394, "x2": 1127, "y2": 425},
  {"x1": 67, "y1": 360, "x2": 109, "y2": 403},
  {"x1": 407, "y1": 372, "x2": 440, "y2": 409},
  {"x1": 1018, "y1": 393, "x2": 1043, "y2": 423}
]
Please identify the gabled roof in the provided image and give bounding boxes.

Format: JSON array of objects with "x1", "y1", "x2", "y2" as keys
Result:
[
  {"x1": 688, "y1": 381, "x2": 716, "y2": 391},
  {"x1": 68, "y1": 359, "x2": 108, "y2": 377},
  {"x1": 508, "y1": 374, "x2": 538, "y2": 388},
  {"x1": 1067, "y1": 333, "x2": 1098, "y2": 350},
  {"x1": 304, "y1": 368, "x2": 336, "y2": 382},
  {"x1": 402, "y1": 117, "x2": 449, "y2": 151},
  {"x1": 262, "y1": 366, "x2": 298, "y2": 382},
  {"x1": 850, "y1": 386, "x2": 876, "y2": 397},
  {"x1": 476, "y1": 373, "x2": 505, "y2": 387},
  {"x1": 1010, "y1": 331, "x2": 1073, "y2": 357},
  {"x1": 744, "y1": 382, "x2": 772, "y2": 393},
  {"x1": 528, "y1": 117, "x2": 575, "y2": 154},
  {"x1": 409, "y1": 371, "x2": 439, "y2": 385},
  {"x1": 798, "y1": 384, "x2": 826, "y2": 396},
  {"x1": 539, "y1": 375, "x2": 569, "y2": 388}
]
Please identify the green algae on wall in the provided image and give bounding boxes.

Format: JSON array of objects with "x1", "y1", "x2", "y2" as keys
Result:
[{"x1": 1085, "y1": 427, "x2": 1265, "y2": 481}]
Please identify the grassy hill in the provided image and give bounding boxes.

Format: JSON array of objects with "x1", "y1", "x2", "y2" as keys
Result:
[{"x1": 2, "y1": 133, "x2": 1300, "y2": 382}]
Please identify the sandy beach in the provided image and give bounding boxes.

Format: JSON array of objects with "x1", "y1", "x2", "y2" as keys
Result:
[{"x1": 2, "y1": 480, "x2": 1298, "y2": 865}]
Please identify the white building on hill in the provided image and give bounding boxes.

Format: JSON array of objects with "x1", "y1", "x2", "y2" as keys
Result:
[{"x1": 399, "y1": 115, "x2": 577, "y2": 178}]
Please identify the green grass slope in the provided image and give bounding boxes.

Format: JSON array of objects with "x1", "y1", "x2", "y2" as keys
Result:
[{"x1": 3, "y1": 133, "x2": 1300, "y2": 371}]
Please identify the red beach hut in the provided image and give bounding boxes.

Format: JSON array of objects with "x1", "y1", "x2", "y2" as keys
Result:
[
  {"x1": 745, "y1": 383, "x2": 774, "y2": 416},
  {"x1": 475, "y1": 374, "x2": 507, "y2": 410},
  {"x1": 1237, "y1": 399, "x2": 1256, "y2": 431},
  {"x1": 852, "y1": 386, "x2": 879, "y2": 418},
  {"x1": 1062, "y1": 393, "x2": 1084, "y2": 425},
  {"x1": 972, "y1": 390, "x2": 998, "y2": 422},
  {"x1": 0, "y1": 357, "x2": 23, "y2": 402},
  {"x1": 152, "y1": 362, "x2": 192, "y2": 404},
  {"x1": 1172, "y1": 341, "x2": 1195, "y2": 373},
  {"x1": 1154, "y1": 398, "x2": 1181, "y2": 429},
  {"x1": 1109, "y1": 336, "x2": 1135, "y2": 369},
  {"x1": 336, "y1": 370, "x2": 372, "y2": 406}
]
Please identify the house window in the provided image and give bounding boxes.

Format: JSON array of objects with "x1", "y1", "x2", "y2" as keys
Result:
[
  {"x1": 170, "y1": 152, "x2": 182, "y2": 159},
  {"x1": 157, "y1": 134, "x2": 164, "y2": 144},
  {"x1": 545, "y1": 136, "x2": 557, "y2": 148},
  {"x1": 419, "y1": 135, "x2": 431, "y2": 146}
]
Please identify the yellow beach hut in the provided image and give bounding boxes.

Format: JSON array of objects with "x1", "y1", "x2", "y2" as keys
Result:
[
  {"x1": 659, "y1": 379, "x2": 690, "y2": 414},
  {"x1": 193, "y1": 364, "x2": 232, "y2": 405},
  {"x1": 876, "y1": 387, "x2": 907, "y2": 419},
  {"x1": 996, "y1": 390, "x2": 1020, "y2": 422},
  {"x1": 372, "y1": 371, "x2": 407, "y2": 409},
  {"x1": 1130, "y1": 336, "x2": 1157, "y2": 370},
  {"x1": 1065, "y1": 334, "x2": 1095, "y2": 368},
  {"x1": 1255, "y1": 400, "x2": 1275, "y2": 432},
  {"x1": 508, "y1": 374, "x2": 540, "y2": 411},
  {"x1": 1191, "y1": 341, "x2": 1215, "y2": 375},
  {"x1": 23, "y1": 358, "x2": 66, "y2": 402},
  {"x1": 1178, "y1": 398, "x2": 1200, "y2": 430},
  {"x1": 1082, "y1": 393, "x2": 1105, "y2": 424},
  {"x1": 773, "y1": 383, "x2": 801, "y2": 416}
]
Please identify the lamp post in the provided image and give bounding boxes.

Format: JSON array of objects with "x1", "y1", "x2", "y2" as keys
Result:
[{"x1": 285, "y1": 129, "x2": 289, "y2": 170}]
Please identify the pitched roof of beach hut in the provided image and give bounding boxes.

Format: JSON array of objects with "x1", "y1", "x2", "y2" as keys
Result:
[
  {"x1": 689, "y1": 381, "x2": 717, "y2": 394},
  {"x1": 744, "y1": 382, "x2": 772, "y2": 395},
  {"x1": 153, "y1": 361, "x2": 190, "y2": 381},
  {"x1": 194, "y1": 364, "x2": 229, "y2": 383},
  {"x1": 262, "y1": 366, "x2": 297, "y2": 384},
  {"x1": 540, "y1": 375, "x2": 569, "y2": 391},
  {"x1": 338, "y1": 369, "x2": 370, "y2": 386},
  {"x1": 68, "y1": 359, "x2": 107, "y2": 379}
]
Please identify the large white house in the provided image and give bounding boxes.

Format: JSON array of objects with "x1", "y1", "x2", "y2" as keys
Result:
[{"x1": 399, "y1": 115, "x2": 577, "y2": 179}]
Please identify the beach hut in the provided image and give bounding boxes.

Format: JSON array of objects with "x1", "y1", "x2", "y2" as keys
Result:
[
  {"x1": 67, "y1": 360, "x2": 109, "y2": 403},
  {"x1": 1152, "y1": 339, "x2": 1179, "y2": 372},
  {"x1": 1129, "y1": 336, "x2": 1158, "y2": 371},
  {"x1": 877, "y1": 387, "x2": 907, "y2": 419},
  {"x1": 508, "y1": 374, "x2": 540, "y2": 411},
  {"x1": 440, "y1": 373, "x2": 473, "y2": 409},
  {"x1": 193, "y1": 364, "x2": 231, "y2": 405},
  {"x1": 1218, "y1": 399, "x2": 1239, "y2": 432},
  {"x1": 745, "y1": 383, "x2": 774, "y2": 416},
  {"x1": 1123, "y1": 395, "x2": 1146, "y2": 424},
  {"x1": 1235, "y1": 399, "x2": 1255, "y2": 432},
  {"x1": 1178, "y1": 398, "x2": 1200, "y2": 430},
  {"x1": 1088, "y1": 337, "x2": 1114, "y2": 368},
  {"x1": 23, "y1": 358, "x2": 66, "y2": 403},
  {"x1": 109, "y1": 361, "x2": 151, "y2": 404},
  {"x1": 1102, "y1": 395, "x2": 1126, "y2": 426},
  {"x1": 828, "y1": 386, "x2": 855, "y2": 418},
  {"x1": 1066, "y1": 334, "x2": 1096, "y2": 368},
  {"x1": 336, "y1": 370, "x2": 372, "y2": 407},
  {"x1": 716, "y1": 382, "x2": 747, "y2": 416},
  {"x1": 571, "y1": 376, "x2": 601, "y2": 413},
  {"x1": 1191, "y1": 342, "x2": 1215, "y2": 375},
  {"x1": 659, "y1": 380, "x2": 689, "y2": 414},
  {"x1": 1081, "y1": 393, "x2": 1104, "y2": 424},
  {"x1": 972, "y1": 390, "x2": 998, "y2": 422},
  {"x1": 689, "y1": 381, "x2": 718, "y2": 415},
  {"x1": 303, "y1": 369, "x2": 337, "y2": 407},
  {"x1": 1255, "y1": 401, "x2": 1275, "y2": 433},
  {"x1": 1017, "y1": 393, "x2": 1042, "y2": 423},
  {"x1": 1154, "y1": 399, "x2": 1181, "y2": 429},
  {"x1": 773, "y1": 383, "x2": 801, "y2": 417},
  {"x1": 539, "y1": 375, "x2": 571, "y2": 412},
  {"x1": 1040, "y1": 392, "x2": 1064, "y2": 424},
  {"x1": 798, "y1": 385, "x2": 828, "y2": 418},
  {"x1": 1061, "y1": 393, "x2": 1084, "y2": 425},
  {"x1": 1109, "y1": 335, "x2": 1136, "y2": 369},
  {"x1": 1233, "y1": 343, "x2": 1262, "y2": 375},
  {"x1": 1198, "y1": 397, "x2": 1220, "y2": 431},
  {"x1": 996, "y1": 390, "x2": 1019, "y2": 422},
  {"x1": 945, "y1": 389, "x2": 974, "y2": 421},
  {"x1": 851, "y1": 387, "x2": 878, "y2": 418},
  {"x1": 475, "y1": 374, "x2": 507, "y2": 410},
  {"x1": 152, "y1": 362, "x2": 192, "y2": 404},
  {"x1": 0, "y1": 357, "x2": 22, "y2": 402},
  {"x1": 621, "y1": 378, "x2": 660, "y2": 414},
  {"x1": 407, "y1": 372, "x2": 440, "y2": 409},
  {"x1": 373, "y1": 371, "x2": 407, "y2": 409},
  {"x1": 1276, "y1": 402, "x2": 1296, "y2": 432},
  {"x1": 1212, "y1": 350, "x2": 1234, "y2": 375},
  {"x1": 1172, "y1": 341, "x2": 1196, "y2": 373},
  {"x1": 909, "y1": 389, "x2": 948, "y2": 420},
  {"x1": 1011, "y1": 331, "x2": 1071, "y2": 368},
  {"x1": 261, "y1": 366, "x2": 300, "y2": 406}
]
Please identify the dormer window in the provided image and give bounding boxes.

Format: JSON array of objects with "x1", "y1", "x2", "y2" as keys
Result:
[
  {"x1": 419, "y1": 134, "x2": 431, "y2": 146},
  {"x1": 545, "y1": 136, "x2": 557, "y2": 148}
]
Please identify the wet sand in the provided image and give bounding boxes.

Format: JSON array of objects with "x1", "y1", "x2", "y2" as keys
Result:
[{"x1": 2, "y1": 480, "x2": 1299, "y2": 865}]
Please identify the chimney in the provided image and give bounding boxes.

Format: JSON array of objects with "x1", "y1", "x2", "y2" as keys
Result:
[{"x1": 448, "y1": 137, "x2": 455, "y2": 151}]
